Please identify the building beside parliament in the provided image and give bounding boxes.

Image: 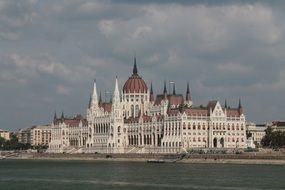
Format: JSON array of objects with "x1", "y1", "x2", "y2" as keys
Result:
[{"x1": 49, "y1": 58, "x2": 246, "y2": 153}]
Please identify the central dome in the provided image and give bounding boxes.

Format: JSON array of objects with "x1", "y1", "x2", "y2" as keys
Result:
[{"x1": 123, "y1": 58, "x2": 148, "y2": 94}]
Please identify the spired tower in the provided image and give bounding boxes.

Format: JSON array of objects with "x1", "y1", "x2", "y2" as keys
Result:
[
  {"x1": 86, "y1": 80, "x2": 99, "y2": 148},
  {"x1": 122, "y1": 57, "x2": 149, "y2": 118},
  {"x1": 108, "y1": 77, "x2": 124, "y2": 153}
]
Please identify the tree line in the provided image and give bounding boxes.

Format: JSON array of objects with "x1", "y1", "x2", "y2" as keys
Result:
[
  {"x1": 261, "y1": 127, "x2": 285, "y2": 149},
  {"x1": 0, "y1": 135, "x2": 31, "y2": 150}
]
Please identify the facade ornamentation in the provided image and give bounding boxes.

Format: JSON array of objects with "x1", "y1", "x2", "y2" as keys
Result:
[{"x1": 84, "y1": 58, "x2": 247, "y2": 154}]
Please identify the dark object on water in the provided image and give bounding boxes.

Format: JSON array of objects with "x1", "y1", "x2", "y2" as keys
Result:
[
  {"x1": 106, "y1": 155, "x2": 112, "y2": 158},
  {"x1": 146, "y1": 159, "x2": 165, "y2": 163}
]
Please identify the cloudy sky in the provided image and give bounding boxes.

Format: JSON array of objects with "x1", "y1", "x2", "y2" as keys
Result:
[{"x1": 1, "y1": 0, "x2": 285, "y2": 131}]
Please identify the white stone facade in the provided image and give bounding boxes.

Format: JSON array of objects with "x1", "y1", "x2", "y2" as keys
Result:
[
  {"x1": 48, "y1": 115, "x2": 88, "y2": 153},
  {"x1": 85, "y1": 61, "x2": 247, "y2": 154},
  {"x1": 48, "y1": 61, "x2": 247, "y2": 154}
]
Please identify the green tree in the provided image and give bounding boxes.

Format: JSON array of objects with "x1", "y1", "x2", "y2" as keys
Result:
[
  {"x1": 261, "y1": 127, "x2": 285, "y2": 149},
  {"x1": 261, "y1": 127, "x2": 273, "y2": 147},
  {"x1": 0, "y1": 137, "x2": 6, "y2": 149}
]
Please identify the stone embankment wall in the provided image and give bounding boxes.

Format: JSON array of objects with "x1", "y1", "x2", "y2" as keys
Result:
[{"x1": 16, "y1": 152, "x2": 285, "y2": 161}]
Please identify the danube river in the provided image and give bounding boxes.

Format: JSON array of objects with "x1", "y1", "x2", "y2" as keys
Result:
[{"x1": 0, "y1": 159, "x2": 284, "y2": 190}]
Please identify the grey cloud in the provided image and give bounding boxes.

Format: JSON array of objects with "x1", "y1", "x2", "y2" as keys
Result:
[{"x1": 1, "y1": 0, "x2": 285, "y2": 130}]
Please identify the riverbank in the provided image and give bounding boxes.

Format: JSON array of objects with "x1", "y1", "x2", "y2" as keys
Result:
[{"x1": 3, "y1": 152, "x2": 285, "y2": 165}]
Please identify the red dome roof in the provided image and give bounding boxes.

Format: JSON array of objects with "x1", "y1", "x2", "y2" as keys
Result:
[
  {"x1": 123, "y1": 75, "x2": 148, "y2": 93},
  {"x1": 123, "y1": 58, "x2": 148, "y2": 93}
]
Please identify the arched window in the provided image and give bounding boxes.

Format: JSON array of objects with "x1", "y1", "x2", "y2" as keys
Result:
[
  {"x1": 135, "y1": 105, "x2": 139, "y2": 117},
  {"x1": 118, "y1": 126, "x2": 121, "y2": 133},
  {"x1": 131, "y1": 105, "x2": 134, "y2": 117}
]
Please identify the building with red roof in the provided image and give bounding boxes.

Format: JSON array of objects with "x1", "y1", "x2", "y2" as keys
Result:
[{"x1": 49, "y1": 57, "x2": 247, "y2": 153}]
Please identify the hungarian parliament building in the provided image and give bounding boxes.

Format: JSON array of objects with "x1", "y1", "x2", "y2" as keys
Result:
[{"x1": 48, "y1": 58, "x2": 246, "y2": 154}]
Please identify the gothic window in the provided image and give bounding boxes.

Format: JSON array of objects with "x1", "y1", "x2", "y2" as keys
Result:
[
  {"x1": 118, "y1": 126, "x2": 121, "y2": 133},
  {"x1": 131, "y1": 105, "x2": 134, "y2": 117},
  {"x1": 135, "y1": 105, "x2": 139, "y2": 117}
]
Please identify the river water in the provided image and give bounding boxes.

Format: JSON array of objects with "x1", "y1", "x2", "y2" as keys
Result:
[{"x1": 0, "y1": 159, "x2": 284, "y2": 190}]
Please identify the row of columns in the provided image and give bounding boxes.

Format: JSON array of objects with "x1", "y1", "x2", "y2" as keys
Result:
[{"x1": 128, "y1": 134, "x2": 161, "y2": 146}]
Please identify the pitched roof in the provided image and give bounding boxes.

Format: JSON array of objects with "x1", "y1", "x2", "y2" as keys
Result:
[{"x1": 99, "y1": 102, "x2": 112, "y2": 113}]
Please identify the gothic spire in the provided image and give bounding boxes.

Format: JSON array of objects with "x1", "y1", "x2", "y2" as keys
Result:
[
  {"x1": 238, "y1": 98, "x2": 242, "y2": 109},
  {"x1": 53, "y1": 111, "x2": 57, "y2": 120},
  {"x1": 172, "y1": 83, "x2": 176, "y2": 95},
  {"x1": 186, "y1": 82, "x2": 191, "y2": 101},
  {"x1": 92, "y1": 79, "x2": 98, "y2": 106},
  {"x1": 150, "y1": 82, "x2": 154, "y2": 102},
  {"x1": 133, "y1": 56, "x2": 138, "y2": 75},
  {"x1": 113, "y1": 76, "x2": 120, "y2": 103},
  {"x1": 238, "y1": 98, "x2": 243, "y2": 114},
  {"x1": 61, "y1": 111, "x2": 64, "y2": 119},
  {"x1": 225, "y1": 99, "x2": 228, "y2": 109},
  {"x1": 54, "y1": 111, "x2": 57, "y2": 121}
]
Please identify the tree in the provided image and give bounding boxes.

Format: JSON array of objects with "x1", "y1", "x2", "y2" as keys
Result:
[
  {"x1": 261, "y1": 127, "x2": 273, "y2": 147},
  {"x1": 261, "y1": 127, "x2": 285, "y2": 149},
  {"x1": 0, "y1": 137, "x2": 6, "y2": 149}
]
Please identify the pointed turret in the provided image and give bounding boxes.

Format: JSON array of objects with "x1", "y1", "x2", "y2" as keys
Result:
[
  {"x1": 172, "y1": 83, "x2": 176, "y2": 95},
  {"x1": 113, "y1": 76, "x2": 120, "y2": 103},
  {"x1": 91, "y1": 79, "x2": 98, "y2": 108},
  {"x1": 238, "y1": 98, "x2": 243, "y2": 114},
  {"x1": 133, "y1": 56, "x2": 138, "y2": 75},
  {"x1": 150, "y1": 82, "x2": 154, "y2": 102},
  {"x1": 184, "y1": 82, "x2": 193, "y2": 107},
  {"x1": 54, "y1": 111, "x2": 57, "y2": 121},
  {"x1": 61, "y1": 111, "x2": 64, "y2": 122},
  {"x1": 224, "y1": 99, "x2": 228, "y2": 109},
  {"x1": 186, "y1": 82, "x2": 191, "y2": 101}
]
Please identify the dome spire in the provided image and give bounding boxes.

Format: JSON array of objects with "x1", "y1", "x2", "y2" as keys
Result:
[{"x1": 133, "y1": 55, "x2": 138, "y2": 75}]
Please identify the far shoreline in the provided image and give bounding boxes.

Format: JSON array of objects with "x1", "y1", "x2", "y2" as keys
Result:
[{"x1": 3, "y1": 152, "x2": 285, "y2": 166}]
